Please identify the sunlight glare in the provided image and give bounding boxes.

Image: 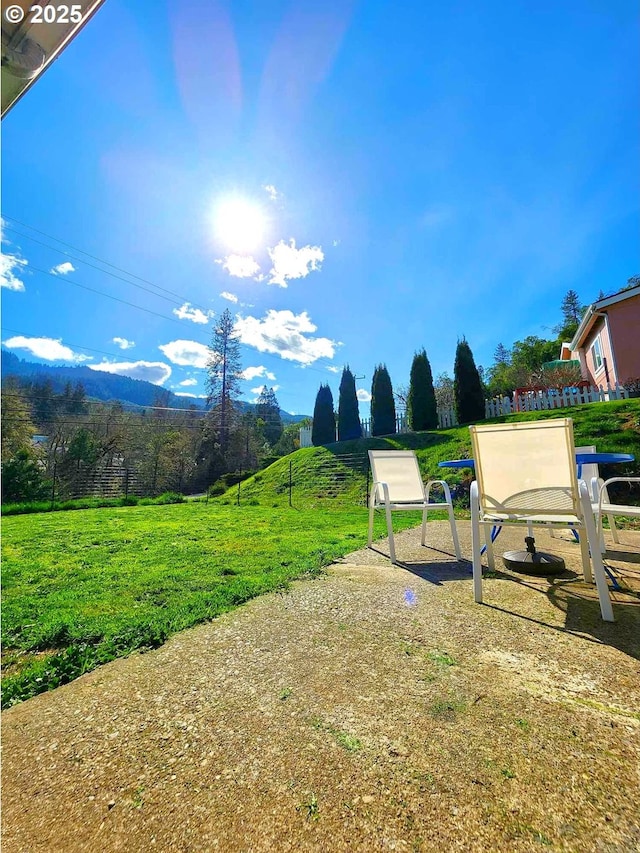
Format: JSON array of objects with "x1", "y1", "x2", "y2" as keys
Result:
[{"x1": 215, "y1": 197, "x2": 266, "y2": 253}]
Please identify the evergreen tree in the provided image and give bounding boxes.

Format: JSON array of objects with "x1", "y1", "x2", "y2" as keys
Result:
[
  {"x1": 453, "y1": 338, "x2": 485, "y2": 424},
  {"x1": 370, "y1": 364, "x2": 396, "y2": 436},
  {"x1": 337, "y1": 366, "x2": 362, "y2": 441},
  {"x1": 407, "y1": 349, "x2": 438, "y2": 431},
  {"x1": 205, "y1": 309, "x2": 242, "y2": 453},
  {"x1": 311, "y1": 384, "x2": 335, "y2": 445},
  {"x1": 255, "y1": 386, "x2": 283, "y2": 446},
  {"x1": 555, "y1": 290, "x2": 585, "y2": 340},
  {"x1": 493, "y1": 343, "x2": 510, "y2": 365}
]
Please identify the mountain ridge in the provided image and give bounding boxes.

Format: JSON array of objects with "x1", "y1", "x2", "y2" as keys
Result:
[{"x1": 1, "y1": 351, "x2": 309, "y2": 423}]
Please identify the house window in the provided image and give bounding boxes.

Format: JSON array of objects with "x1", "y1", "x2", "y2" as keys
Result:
[{"x1": 590, "y1": 334, "x2": 604, "y2": 373}]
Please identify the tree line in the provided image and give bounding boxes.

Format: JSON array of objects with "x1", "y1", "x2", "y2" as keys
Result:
[
  {"x1": 1, "y1": 310, "x2": 303, "y2": 503},
  {"x1": 310, "y1": 338, "x2": 485, "y2": 444},
  {"x1": 308, "y1": 282, "x2": 640, "y2": 446}
]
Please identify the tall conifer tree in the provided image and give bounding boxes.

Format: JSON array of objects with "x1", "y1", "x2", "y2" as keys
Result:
[
  {"x1": 311, "y1": 384, "x2": 336, "y2": 445},
  {"x1": 337, "y1": 366, "x2": 362, "y2": 441},
  {"x1": 407, "y1": 349, "x2": 438, "y2": 430},
  {"x1": 205, "y1": 309, "x2": 243, "y2": 453},
  {"x1": 453, "y1": 338, "x2": 485, "y2": 424},
  {"x1": 370, "y1": 365, "x2": 396, "y2": 436}
]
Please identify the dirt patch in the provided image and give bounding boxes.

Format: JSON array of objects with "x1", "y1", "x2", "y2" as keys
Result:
[{"x1": 2, "y1": 522, "x2": 640, "y2": 852}]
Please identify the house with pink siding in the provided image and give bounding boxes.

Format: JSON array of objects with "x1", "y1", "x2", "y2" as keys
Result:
[{"x1": 562, "y1": 285, "x2": 640, "y2": 386}]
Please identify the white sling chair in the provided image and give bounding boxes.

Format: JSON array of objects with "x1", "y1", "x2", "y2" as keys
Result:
[
  {"x1": 594, "y1": 477, "x2": 640, "y2": 547},
  {"x1": 367, "y1": 450, "x2": 461, "y2": 565},
  {"x1": 469, "y1": 419, "x2": 614, "y2": 622},
  {"x1": 550, "y1": 445, "x2": 622, "y2": 554}
]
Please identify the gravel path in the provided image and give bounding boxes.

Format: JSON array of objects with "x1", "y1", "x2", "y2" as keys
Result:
[{"x1": 2, "y1": 522, "x2": 639, "y2": 853}]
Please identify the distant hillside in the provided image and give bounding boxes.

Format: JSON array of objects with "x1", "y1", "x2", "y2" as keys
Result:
[{"x1": 1, "y1": 351, "x2": 308, "y2": 422}]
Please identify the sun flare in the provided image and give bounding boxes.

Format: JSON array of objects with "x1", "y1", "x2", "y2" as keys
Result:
[{"x1": 214, "y1": 197, "x2": 267, "y2": 254}]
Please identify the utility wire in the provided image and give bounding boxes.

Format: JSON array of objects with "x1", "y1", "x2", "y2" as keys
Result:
[
  {"x1": 25, "y1": 263, "x2": 198, "y2": 329},
  {"x1": 2, "y1": 216, "x2": 354, "y2": 378},
  {"x1": 2, "y1": 217, "x2": 203, "y2": 306}
]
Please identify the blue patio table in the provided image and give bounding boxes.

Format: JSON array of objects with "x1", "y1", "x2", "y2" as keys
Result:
[
  {"x1": 437, "y1": 452, "x2": 636, "y2": 565},
  {"x1": 438, "y1": 451, "x2": 635, "y2": 472}
]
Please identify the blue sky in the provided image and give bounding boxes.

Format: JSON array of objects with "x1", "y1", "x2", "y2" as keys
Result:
[{"x1": 2, "y1": 0, "x2": 638, "y2": 416}]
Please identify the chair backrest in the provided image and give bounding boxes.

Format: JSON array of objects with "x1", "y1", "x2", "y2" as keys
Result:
[
  {"x1": 469, "y1": 418, "x2": 581, "y2": 518},
  {"x1": 368, "y1": 450, "x2": 425, "y2": 502}
]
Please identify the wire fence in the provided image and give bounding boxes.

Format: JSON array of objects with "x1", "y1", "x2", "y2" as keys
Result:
[{"x1": 49, "y1": 463, "x2": 146, "y2": 502}]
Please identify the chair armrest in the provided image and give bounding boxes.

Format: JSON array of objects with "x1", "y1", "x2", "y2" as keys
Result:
[
  {"x1": 371, "y1": 480, "x2": 391, "y2": 507},
  {"x1": 597, "y1": 477, "x2": 640, "y2": 514},
  {"x1": 589, "y1": 475, "x2": 601, "y2": 504},
  {"x1": 425, "y1": 479, "x2": 455, "y2": 504}
]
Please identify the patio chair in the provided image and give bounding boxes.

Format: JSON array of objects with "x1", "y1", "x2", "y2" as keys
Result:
[
  {"x1": 594, "y1": 477, "x2": 640, "y2": 547},
  {"x1": 367, "y1": 450, "x2": 461, "y2": 565},
  {"x1": 549, "y1": 446, "x2": 619, "y2": 553},
  {"x1": 469, "y1": 419, "x2": 614, "y2": 622}
]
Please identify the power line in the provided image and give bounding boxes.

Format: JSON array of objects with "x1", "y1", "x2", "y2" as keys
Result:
[
  {"x1": 25, "y1": 263, "x2": 199, "y2": 329},
  {"x1": 2, "y1": 217, "x2": 206, "y2": 308},
  {"x1": 2, "y1": 216, "x2": 351, "y2": 379}
]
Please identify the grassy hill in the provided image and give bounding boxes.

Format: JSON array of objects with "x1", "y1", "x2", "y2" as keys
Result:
[{"x1": 219, "y1": 399, "x2": 640, "y2": 508}]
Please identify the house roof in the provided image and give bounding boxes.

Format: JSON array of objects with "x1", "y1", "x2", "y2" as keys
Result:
[
  {"x1": 570, "y1": 284, "x2": 640, "y2": 350},
  {"x1": 1, "y1": 1, "x2": 106, "y2": 117}
]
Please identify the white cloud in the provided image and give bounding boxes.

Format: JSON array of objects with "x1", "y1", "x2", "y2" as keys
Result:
[
  {"x1": 263, "y1": 184, "x2": 281, "y2": 201},
  {"x1": 89, "y1": 360, "x2": 171, "y2": 385},
  {"x1": 218, "y1": 255, "x2": 261, "y2": 278},
  {"x1": 0, "y1": 220, "x2": 28, "y2": 291},
  {"x1": 0, "y1": 251, "x2": 27, "y2": 291},
  {"x1": 234, "y1": 309, "x2": 338, "y2": 365},
  {"x1": 112, "y1": 336, "x2": 136, "y2": 350},
  {"x1": 174, "y1": 392, "x2": 207, "y2": 399},
  {"x1": 3, "y1": 335, "x2": 92, "y2": 362},
  {"x1": 242, "y1": 365, "x2": 276, "y2": 381},
  {"x1": 173, "y1": 302, "x2": 213, "y2": 324},
  {"x1": 158, "y1": 339, "x2": 210, "y2": 368},
  {"x1": 267, "y1": 239, "x2": 324, "y2": 287},
  {"x1": 220, "y1": 291, "x2": 238, "y2": 303},
  {"x1": 326, "y1": 365, "x2": 340, "y2": 373},
  {"x1": 356, "y1": 389, "x2": 372, "y2": 402},
  {"x1": 50, "y1": 261, "x2": 75, "y2": 275},
  {"x1": 178, "y1": 378, "x2": 198, "y2": 386}
]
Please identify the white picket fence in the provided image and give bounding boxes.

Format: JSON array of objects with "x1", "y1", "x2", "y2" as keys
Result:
[
  {"x1": 299, "y1": 383, "x2": 630, "y2": 448},
  {"x1": 485, "y1": 382, "x2": 629, "y2": 418}
]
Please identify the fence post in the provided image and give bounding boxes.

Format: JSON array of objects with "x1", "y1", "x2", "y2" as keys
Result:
[
  {"x1": 289, "y1": 459, "x2": 293, "y2": 507},
  {"x1": 50, "y1": 462, "x2": 57, "y2": 508}
]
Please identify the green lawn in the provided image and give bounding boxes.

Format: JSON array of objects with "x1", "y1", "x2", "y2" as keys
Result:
[
  {"x1": 3, "y1": 399, "x2": 638, "y2": 708},
  {"x1": 1, "y1": 503, "x2": 422, "y2": 707}
]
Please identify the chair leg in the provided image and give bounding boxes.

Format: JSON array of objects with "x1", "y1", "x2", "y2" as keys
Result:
[
  {"x1": 580, "y1": 485, "x2": 614, "y2": 622},
  {"x1": 384, "y1": 503, "x2": 396, "y2": 564},
  {"x1": 578, "y1": 530, "x2": 593, "y2": 584},
  {"x1": 470, "y1": 482, "x2": 483, "y2": 603},
  {"x1": 447, "y1": 503, "x2": 462, "y2": 559},
  {"x1": 484, "y1": 528, "x2": 496, "y2": 571},
  {"x1": 420, "y1": 507, "x2": 428, "y2": 546},
  {"x1": 609, "y1": 513, "x2": 620, "y2": 544},
  {"x1": 367, "y1": 503, "x2": 375, "y2": 547}
]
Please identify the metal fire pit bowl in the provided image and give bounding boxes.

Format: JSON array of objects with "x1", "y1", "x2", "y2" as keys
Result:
[{"x1": 502, "y1": 536, "x2": 565, "y2": 576}]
